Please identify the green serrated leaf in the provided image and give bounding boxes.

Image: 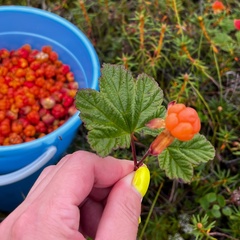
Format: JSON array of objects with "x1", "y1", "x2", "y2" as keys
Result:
[
  {"x1": 76, "y1": 64, "x2": 164, "y2": 156},
  {"x1": 168, "y1": 134, "x2": 215, "y2": 165},
  {"x1": 134, "y1": 73, "x2": 164, "y2": 129},
  {"x1": 158, "y1": 150, "x2": 193, "y2": 182},
  {"x1": 99, "y1": 64, "x2": 135, "y2": 132},
  {"x1": 158, "y1": 134, "x2": 215, "y2": 182},
  {"x1": 76, "y1": 89, "x2": 127, "y2": 130},
  {"x1": 88, "y1": 128, "x2": 131, "y2": 156}
]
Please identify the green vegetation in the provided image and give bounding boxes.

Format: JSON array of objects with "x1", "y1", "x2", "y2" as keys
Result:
[{"x1": 1, "y1": 0, "x2": 240, "y2": 239}]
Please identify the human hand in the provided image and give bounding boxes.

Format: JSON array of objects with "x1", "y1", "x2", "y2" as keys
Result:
[{"x1": 0, "y1": 151, "x2": 150, "y2": 240}]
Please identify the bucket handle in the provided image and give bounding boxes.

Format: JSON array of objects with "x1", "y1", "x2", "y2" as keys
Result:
[{"x1": 0, "y1": 146, "x2": 57, "y2": 186}]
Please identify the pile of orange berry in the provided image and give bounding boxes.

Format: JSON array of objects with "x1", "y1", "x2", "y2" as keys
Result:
[{"x1": 0, "y1": 44, "x2": 78, "y2": 145}]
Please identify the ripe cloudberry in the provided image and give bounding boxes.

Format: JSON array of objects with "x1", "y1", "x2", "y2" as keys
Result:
[
  {"x1": 35, "y1": 121, "x2": 47, "y2": 133},
  {"x1": 9, "y1": 132, "x2": 23, "y2": 144},
  {"x1": 165, "y1": 103, "x2": 201, "y2": 141},
  {"x1": 18, "y1": 58, "x2": 28, "y2": 68},
  {"x1": 0, "y1": 110, "x2": 6, "y2": 121},
  {"x1": 66, "y1": 72, "x2": 75, "y2": 82},
  {"x1": 23, "y1": 124, "x2": 36, "y2": 137},
  {"x1": 0, "y1": 49, "x2": 10, "y2": 59},
  {"x1": 52, "y1": 104, "x2": 66, "y2": 119},
  {"x1": 234, "y1": 19, "x2": 240, "y2": 30},
  {"x1": 42, "y1": 45, "x2": 52, "y2": 54},
  {"x1": 212, "y1": 1, "x2": 225, "y2": 14},
  {"x1": 49, "y1": 51, "x2": 58, "y2": 62},
  {"x1": 15, "y1": 44, "x2": 31, "y2": 59},
  {"x1": 45, "y1": 64, "x2": 56, "y2": 78},
  {"x1": 6, "y1": 110, "x2": 18, "y2": 120},
  {"x1": 15, "y1": 68, "x2": 26, "y2": 77},
  {"x1": 30, "y1": 60, "x2": 41, "y2": 71},
  {"x1": 11, "y1": 120, "x2": 23, "y2": 134},
  {"x1": 42, "y1": 113, "x2": 55, "y2": 125},
  {"x1": 58, "y1": 64, "x2": 70, "y2": 75},
  {"x1": 147, "y1": 102, "x2": 201, "y2": 155},
  {"x1": 62, "y1": 95, "x2": 74, "y2": 107},
  {"x1": 27, "y1": 110, "x2": 40, "y2": 125},
  {"x1": 0, "y1": 118, "x2": 11, "y2": 136}
]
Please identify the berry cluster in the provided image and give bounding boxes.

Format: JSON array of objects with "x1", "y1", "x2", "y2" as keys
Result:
[
  {"x1": 165, "y1": 103, "x2": 201, "y2": 141},
  {"x1": 147, "y1": 102, "x2": 201, "y2": 156},
  {"x1": 0, "y1": 44, "x2": 78, "y2": 145}
]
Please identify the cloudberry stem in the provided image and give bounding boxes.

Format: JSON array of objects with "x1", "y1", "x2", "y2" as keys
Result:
[
  {"x1": 135, "y1": 149, "x2": 150, "y2": 170},
  {"x1": 130, "y1": 135, "x2": 138, "y2": 168}
]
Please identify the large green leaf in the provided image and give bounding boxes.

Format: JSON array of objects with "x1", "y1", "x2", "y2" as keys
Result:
[
  {"x1": 76, "y1": 64, "x2": 164, "y2": 156},
  {"x1": 158, "y1": 134, "x2": 215, "y2": 182}
]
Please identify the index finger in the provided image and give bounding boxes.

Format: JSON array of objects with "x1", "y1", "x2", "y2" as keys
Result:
[{"x1": 44, "y1": 151, "x2": 134, "y2": 206}]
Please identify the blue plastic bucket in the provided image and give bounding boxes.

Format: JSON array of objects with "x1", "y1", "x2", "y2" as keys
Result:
[{"x1": 0, "y1": 6, "x2": 100, "y2": 212}]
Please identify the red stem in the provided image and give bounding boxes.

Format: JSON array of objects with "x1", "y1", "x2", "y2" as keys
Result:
[
  {"x1": 135, "y1": 149, "x2": 150, "y2": 170},
  {"x1": 130, "y1": 135, "x2": 138, "y2": 168}
]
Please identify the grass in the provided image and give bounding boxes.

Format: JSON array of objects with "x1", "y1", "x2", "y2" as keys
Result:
[{"x1": 1, "y1": 0, "x2": 240, "y2": 239}]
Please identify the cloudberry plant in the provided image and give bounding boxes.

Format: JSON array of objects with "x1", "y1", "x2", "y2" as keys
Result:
[{"x1": 76, "y1": 64, "x2": 214, "y2": 181}]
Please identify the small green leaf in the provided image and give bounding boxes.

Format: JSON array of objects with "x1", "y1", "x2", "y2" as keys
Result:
[
  {"x1": 217, "y1": 195, "x2": 226, "y2": 207},
  {"x1": 206, "y1": 192, "x2": 217, "y2": 203},
  {"x1": 222, "y1": 206, "x2": 232, "y2": 216},
  {"x1": 211, "y1": 208, "x2": 221, "y2": 218},
  {"x1": 76, "y1": 64, "x2": 164, "y2": 156},
  {"x1": 158, "y1": 134, "x2": 215, "y2": 182},
  {"x1": 212, "y1": 204, "x2": 220, "y2": 210},
  {"x1": 199, "y1": 197, "x2": 210, "y2": 210}
]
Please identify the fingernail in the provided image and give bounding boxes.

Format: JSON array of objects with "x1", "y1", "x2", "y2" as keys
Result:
[{"x1": 132, "y1": 165, "x2": 150, "y2": 198}]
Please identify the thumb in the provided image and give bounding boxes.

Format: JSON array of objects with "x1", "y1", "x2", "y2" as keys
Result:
[{"x1": 96, "y1": 166, "x2": 150, "y2": 240}]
